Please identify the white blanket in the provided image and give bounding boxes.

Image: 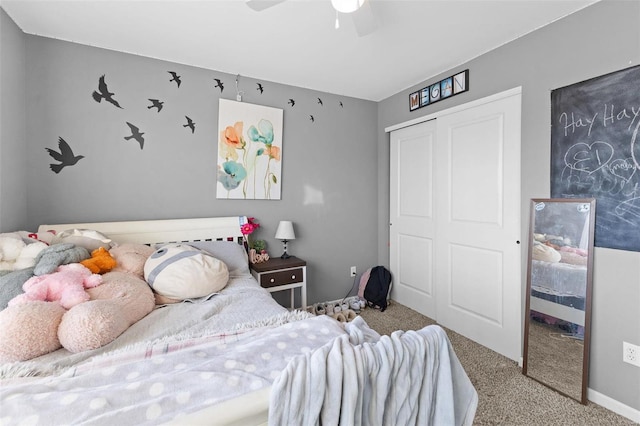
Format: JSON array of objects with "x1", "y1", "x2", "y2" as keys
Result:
[
  {"x1": 269, "y1": 317, "x2": 478, "y2": 426},
  {"x1": 0, "y1": 315, "x2": 346, "y2": 425}
]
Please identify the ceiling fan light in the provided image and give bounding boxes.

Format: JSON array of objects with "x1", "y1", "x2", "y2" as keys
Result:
[{"x1": 331, "y1": 0, "x2": 365, "y2": 14}]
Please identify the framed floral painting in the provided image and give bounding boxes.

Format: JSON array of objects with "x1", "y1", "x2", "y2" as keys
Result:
[{"x1": 217, "y1": 99, "x2": 284, "y2": 200}]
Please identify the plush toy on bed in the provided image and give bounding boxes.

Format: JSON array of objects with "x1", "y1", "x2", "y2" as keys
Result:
[
  {"x1": 58, "y1": 270, "x2": 155, "y2": 353},
  {"x1": 0, "y1": 232, "x2": 48, "y2": 272},
  {"x1": 144, "y1": 243, "x2": 229, "y2": 304},
  {"x1": 33, "y1": 243, "x2": 91, "y2": 275},
  {"x1": 51, "y1": 228, "x2": 112, "y2": 252},
  {"x1": 81, "y1": 247, "x2": 117, "y2": 274},
  {"x1": 0, "y1": 244, "x2": 156, "y2": 361},
  {"x1": 109, "y1": 243, "x2": 154, "y2": 277},
  {"x1": 9, "y1": 263, "x2": 103, "y2": 310}
]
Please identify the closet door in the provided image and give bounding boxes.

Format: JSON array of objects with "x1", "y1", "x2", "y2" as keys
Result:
[
  {"x1": 389, "y1": 120, "x2": 437, "y2": 318},
  {"x1": 434, "y1": 92, "x2": 522, "y2": 361},
  {"x1": 389, "y1": 89, "x2": 522, "y2": 361}
]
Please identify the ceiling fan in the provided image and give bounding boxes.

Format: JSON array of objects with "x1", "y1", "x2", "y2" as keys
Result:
[{"x1": 245, "y1": 0, "x2": 378, "y2": 37}]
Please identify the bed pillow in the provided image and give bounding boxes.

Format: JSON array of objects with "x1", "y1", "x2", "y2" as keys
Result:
[
  {"x1": 51, "y1": 229, "x2": 112, "y2": 251},
  {"x1": 144, "y1": 243, "x2": 229, "y2": 301},
  {"x1": 187, "y1": 241, "x2": 250, "y2": 276}
]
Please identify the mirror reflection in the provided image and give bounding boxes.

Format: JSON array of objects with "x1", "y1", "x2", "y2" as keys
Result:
[{"x1": 523, "y1": 198, "x2": 595, "y2": 404}]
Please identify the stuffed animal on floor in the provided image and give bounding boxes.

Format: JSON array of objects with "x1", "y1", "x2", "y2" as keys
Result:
[
  {"x1": 81, "y1": 247, "x2": 117, "y2": 274},
  {"x1": 9, "y1": 263, "x2": 103, "y2": 310}
]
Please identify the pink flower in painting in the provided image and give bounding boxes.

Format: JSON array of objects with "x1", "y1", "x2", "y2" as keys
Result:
[
  {"x1": 265, "y1": 145, "x2": 281, "y2": 161},
  {"x1": 223, "y1": 122, "x2": 245, "y2": 149}
]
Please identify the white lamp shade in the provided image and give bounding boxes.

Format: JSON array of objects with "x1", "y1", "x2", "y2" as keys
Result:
[
  {"x1": 275, "y1": 221, "x2": 296, "y2": 240},
  {"x1": 331, "y1": 0, "x2": 365, "y2": 14}
]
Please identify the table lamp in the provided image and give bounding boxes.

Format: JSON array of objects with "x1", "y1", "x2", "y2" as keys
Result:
[{"x1": 275, "y1": 221, "x2": 296, "y2": 259}]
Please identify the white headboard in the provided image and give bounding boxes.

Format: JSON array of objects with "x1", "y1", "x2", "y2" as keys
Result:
[{"x1": 38, "y1": 216, "x2": 248, "y2": 246}]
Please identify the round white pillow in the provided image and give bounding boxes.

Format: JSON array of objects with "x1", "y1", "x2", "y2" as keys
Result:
[{"x1": 144, "y1": 244, "x2": 229, "y2": 300}]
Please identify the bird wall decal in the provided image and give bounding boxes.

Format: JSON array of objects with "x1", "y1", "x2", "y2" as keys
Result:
[
  {"x1": 256, "y1": 83, "x2": 264, "y2": 94},
  {"x1": 309, "y1": 115, "x2": 315, "y2": 122},
  {"x1": 288, "y1": 99, "x2": 295, "y2": 107},
  {"x1": 91, "y1": 75, "x2": 123, "y2": 109},
  {"x1": 339, "y1": 101, "x2": 344, "y2": 108},
  {"x1": 46, "y1": 137, "x2": 84, "y2": 174},
  {"x1": 184, "y1": 116, "x2": 196, "y2": 134},
  {"x1": 214, "y1": 78, "x2": 224, "y2": 92},
  {"x1": 125, "y1": 122, "x2": 145, "y2": 149},
  {"x1": 317, "y1": 97, "x2": 323, "y2": 106},
  {"x1": 168, "y1": 71, "x2": 181, "y2": 87},
  {"x1": 147, "y1": 99, "x2": 164, "y2": 112}
]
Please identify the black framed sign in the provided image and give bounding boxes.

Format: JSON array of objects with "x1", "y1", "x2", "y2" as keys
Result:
[
  {"x1": 409, "y1": 69, "x2": 469, "y2": 112},
  {"x1": 550, "y1": 65, "x2": 640, "y2": 252}
]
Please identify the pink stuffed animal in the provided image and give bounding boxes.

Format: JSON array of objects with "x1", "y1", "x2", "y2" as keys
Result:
[{"x1": 9, "y1": 263, "x2": 102, "y2": 309}]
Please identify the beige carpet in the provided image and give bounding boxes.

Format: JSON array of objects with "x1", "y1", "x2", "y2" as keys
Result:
[{"x1": 358, "y1": 301, "x2": 636, "y2": 426}]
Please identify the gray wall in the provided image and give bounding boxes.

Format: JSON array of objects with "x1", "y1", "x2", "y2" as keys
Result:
[
  {"x1": 0, "y1": 8, "x2": 27, "y2": 231},
  {"x1": 377, "y1": 0, "x2": 639, "y2": 412},
  {"x1": 1, "y1": 0, "x2": 638, "y2": 414},
  {"x1": 5, "y1": 27, "x2": 379, "y2": 307}
]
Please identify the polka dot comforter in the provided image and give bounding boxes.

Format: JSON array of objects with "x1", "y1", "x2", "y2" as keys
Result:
[{"x1": 0, "y1": 277, "x2": 345, "y2": 425}]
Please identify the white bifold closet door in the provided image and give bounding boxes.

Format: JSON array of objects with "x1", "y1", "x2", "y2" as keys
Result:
[{"x1": 390, "y1": 89, "x2": 522, "y2": 361}]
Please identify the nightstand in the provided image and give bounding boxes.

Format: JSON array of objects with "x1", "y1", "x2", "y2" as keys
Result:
[{"x1": 250, "y1": 256, "x2": 307, "y2": 310}]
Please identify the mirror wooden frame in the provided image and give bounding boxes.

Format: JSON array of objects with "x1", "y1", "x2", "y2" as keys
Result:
[{"x1": 522, "y1": 198, "x2": 595, "y2": 404}]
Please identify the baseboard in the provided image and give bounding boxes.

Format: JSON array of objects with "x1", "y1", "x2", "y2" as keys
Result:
[{"x1": 588, "y1": 388, "x2": 640, "y2": 423}]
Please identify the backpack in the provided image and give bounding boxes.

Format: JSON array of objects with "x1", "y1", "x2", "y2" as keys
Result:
[{"x1": 357, "y1": 266, "x2": 392, "y2": 312}]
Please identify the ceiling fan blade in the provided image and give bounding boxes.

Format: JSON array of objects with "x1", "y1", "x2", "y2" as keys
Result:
[
  {"x1": 351, "y1": 0, "x2": 377, "y2": 36},
  {"x1": 246, "y1": 0, "x2": 286, "y2": 12}
]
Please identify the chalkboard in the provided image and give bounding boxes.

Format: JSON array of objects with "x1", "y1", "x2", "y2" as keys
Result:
[{"x1": 550, "y1": 65, "x2": 640, "y2": 252}]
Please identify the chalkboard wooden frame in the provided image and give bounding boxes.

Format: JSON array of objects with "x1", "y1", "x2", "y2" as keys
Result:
[{"x1": 550, "y1": 65, "x2": 640, "y2": 252}]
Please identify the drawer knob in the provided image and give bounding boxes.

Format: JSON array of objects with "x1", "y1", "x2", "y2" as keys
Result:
[
  {"x1": 291, "y1": 275, "x2": 296, "y2": 279},
  {"x1": 270, "y1": 278, "x2": 275, "y2": 283}
]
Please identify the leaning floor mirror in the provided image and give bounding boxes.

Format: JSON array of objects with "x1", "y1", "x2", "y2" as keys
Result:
[{"x1": 522, "y1": 198, "x2": 596, "y2": 404}]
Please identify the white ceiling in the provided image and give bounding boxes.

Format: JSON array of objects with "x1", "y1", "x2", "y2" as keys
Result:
[{"x1": 1, "y1": 0, "x2": 598, "y2": 101}]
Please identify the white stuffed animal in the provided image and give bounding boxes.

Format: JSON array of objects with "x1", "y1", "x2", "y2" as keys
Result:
[{"x1": 0, "y1": 232, "x2": 48, "y2": 272}]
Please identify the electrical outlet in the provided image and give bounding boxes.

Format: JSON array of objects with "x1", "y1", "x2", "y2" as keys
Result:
[
  {"x1": 623, "y1": 341, "x2": 640, "y2": 367},
  {"x1": 350, "y1": 266, "x2": 357, "y2": 277}
]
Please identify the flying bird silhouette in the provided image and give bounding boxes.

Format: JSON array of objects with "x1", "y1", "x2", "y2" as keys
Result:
[
  {"x1": 288, "y1": 99, "x2": 295, "y2": 107},
  {"x1": 46, "y1": 137, "x2": 84, "y2": 174},
  {"x1": 184, "y1": 116, "x2": 196, "y2": 134},
  {"x1": 91, "y1": 75, "x2": 123, "y2": 109},
  {"x1": 125, "y1": 122, "x2": 145, "y2": 149},
  {"x1": 168, "y1": 71, "x2": 181, "y2": 87},
  {"x1": 309, "y1": 115, "x2": 315, "y2": 123},
  {"x1": 213, "y1": 78, "x2": 224, "y2": 92},
  {"x1": 256, "y1": 83, "x2": 264, "y2": 94},
  {"x1": 147, "y1": 99, "x2": 164, "y2": 112},
  {"x1": 339, "y1": 101, "x2": 344, "y2": 108},
  {"x1": 317, "y1": 98, "x2": 323, "y2": 106}
]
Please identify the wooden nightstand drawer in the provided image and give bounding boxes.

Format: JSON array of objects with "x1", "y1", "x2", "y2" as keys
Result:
[
  {"x1": 260, "y1": 268, "x2": 303, "y2": 288},
  {"x1": 250, "y1": 256, "x2": 307, "y2": 309}
]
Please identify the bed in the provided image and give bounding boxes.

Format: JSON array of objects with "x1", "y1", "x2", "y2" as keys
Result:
[
  {"x1": 528, "y1": 230, "x2": 590, "y2": 329},
  {"x1": 529, "y1": 258, "x2": 587, "y2": 326},
  {"x1": 0, "y1": 216, "x2": 477, "y2": 425}
]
